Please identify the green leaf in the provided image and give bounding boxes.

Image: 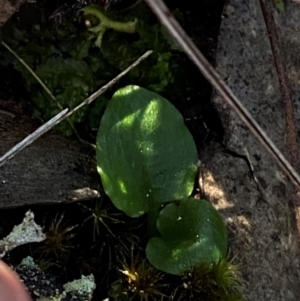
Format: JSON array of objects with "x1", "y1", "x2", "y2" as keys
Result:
[
  {"x1": 96, "y1": 86, "x2": 198, "y2": 217},
  {"x1": 274, "y1": 0, "x2": 285, "y2": 12},
  {"x1": 69, "y1": 40, "x2": 92, "y2": 59},
  {"x1": 147, "y1": 52, "x2": 174, "y2": 92},
  {"x1": 146, "y1": 198, "x2": 228, "y2": 275}
]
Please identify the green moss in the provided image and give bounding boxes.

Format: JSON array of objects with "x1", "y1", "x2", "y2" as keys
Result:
[
  {"x1": 177, "y1": 258, "x2": 244, "y2": 301},
  {"x1": 0, "y1": 2, "x2": 175, "y2": 136}
]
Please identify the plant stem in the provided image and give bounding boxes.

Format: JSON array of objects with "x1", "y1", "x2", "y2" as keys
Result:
[{"x1": 81, "y1": 5, "x2": 137, "y2": 47}]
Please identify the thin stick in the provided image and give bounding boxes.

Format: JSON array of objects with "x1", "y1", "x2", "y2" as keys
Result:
[
  {"x1": 63, "y1": 50, "x2": 153, "y2": 118},
  {"x1": 144, "y1": 0, "x2": 300, "y2": 188},
  {"x1": 2, "y1": 40, "x2": 82, "y2": 142},
  {"x1": 2, "y1": 40, "x2": 152, "y2": 145},
  {"x1": 1, "y1": 40, "x2": 86, "y2": 146},
  {"x1": 0, "y1": 109, "x2": 68, "y2": 167},
  {"x1": 1, "y1": 41, "x2": 62, "y2": 109},
  {"x1": 259, "y1": 0, "x2": 300, "y2": 241},
  {"x1": 0, "y1": 50, "x2": 152, "y2": 167}
]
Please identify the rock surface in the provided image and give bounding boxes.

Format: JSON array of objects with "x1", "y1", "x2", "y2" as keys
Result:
[
  {"x1": 0, "y1": 101, "x2": 100, "y2": 208},
  {"x1": 0, "y1": 0, "x2": 27, "y2": 27},
  {"x1": 200, "y1": 0, "x2": 300, "y2": 300}
]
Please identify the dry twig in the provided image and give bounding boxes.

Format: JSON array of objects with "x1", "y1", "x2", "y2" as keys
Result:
[
  {"x1": 144, "y1": 0, "x2": 300, "y2": 188},
  {"x1": 0, "y1": 50, "x2": 152, "y2": 167}
]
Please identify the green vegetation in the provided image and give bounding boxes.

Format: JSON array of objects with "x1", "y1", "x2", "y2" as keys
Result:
[
  {"x1": 0, "y1": 2, "x2": 242, "y2": 299},
  {"x1": 146, "y1": 198, "x2": 227, "y2": 275},
  {"x1": 175, "y1": 258, "x2": 244, "y2": 301},
  {"x1": 95, "y1": 85, "x2": 243, "y2": 299},
  {"x1": 0, "y1": 3, "x2": 175, "y2": 135},
  {"x1": 110, "y1": 258, "x2": 167, "y2": 301},
  {"x1": 96, "y1": 86, "x2": 198, "y2": 219}
]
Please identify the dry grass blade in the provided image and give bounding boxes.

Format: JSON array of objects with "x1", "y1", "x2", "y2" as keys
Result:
[
  {"x1": 0, "y1": 50, "x2": 152, "y2": 167},
  {"x1": 0, "y1": 109, "x2": 68, "y2": 166},
  {"x1": 1, "y1": 41, "x2": 61, "y2": 108},
  {"x1": 63, "y1": 50, "x2": 153, "y2": 117},
  {"x1": 258, "y1": 0, "x2": 300, "y2": 246},
  {"x1": 144, "y1": 0, "x2": 300, "y2": 188},
  {"x1": 1, "y1": 40, "x2": 90, "y2": 145}
]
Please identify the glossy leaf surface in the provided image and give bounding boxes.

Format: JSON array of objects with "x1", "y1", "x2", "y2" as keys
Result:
[
  {"x1": 96, "y1": 86, "x2": 198, "y2": 217},
  {"x1": 146, "y1": 198, "x2": 228, "y2": 275}
]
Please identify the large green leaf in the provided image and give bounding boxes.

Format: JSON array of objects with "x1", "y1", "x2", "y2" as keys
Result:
[
  {"x1": 146, "y1": 198, "x2": 228, "y2": 275},
  {"x1": 96, "y1": 86, "x2": 198, "y2": 217}
]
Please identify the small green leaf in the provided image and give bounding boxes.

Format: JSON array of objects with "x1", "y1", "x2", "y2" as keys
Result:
[
  {"x1": 274, "y1": 0, "x2": 285, "y2": 12},
  {"x1": 147, "y1": 52, "x2": 174, "y2": 92},
  {"x1": 70, "y1": 40, "x2": 92, "y2": 59},
  {"x1": 96, "y1": 86, "x2": 198, "y2": 217},
  {"x1": 146, "y1": 198, "x2": 228, "y2": 275}
]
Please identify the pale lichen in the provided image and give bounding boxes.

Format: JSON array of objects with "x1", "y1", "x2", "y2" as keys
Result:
[
  {"x1": 0, "y1": 210, "x2": 45, "y2": 258},
  {"x1": 17, "y1": 257, "x2": 96, "y2": 301}
]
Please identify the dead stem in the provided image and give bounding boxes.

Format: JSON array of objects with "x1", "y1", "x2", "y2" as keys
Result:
[
  {"x1": 258, "y1": 0, "x2": 300, "y2": 242},
  {"x1": 144, "y1": 0, "x2": 300, "y2": 188}
]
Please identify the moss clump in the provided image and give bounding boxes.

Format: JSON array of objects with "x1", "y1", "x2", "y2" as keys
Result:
[{"x1": 175, "y1": 258, "x2": 244, "y2": 301}]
